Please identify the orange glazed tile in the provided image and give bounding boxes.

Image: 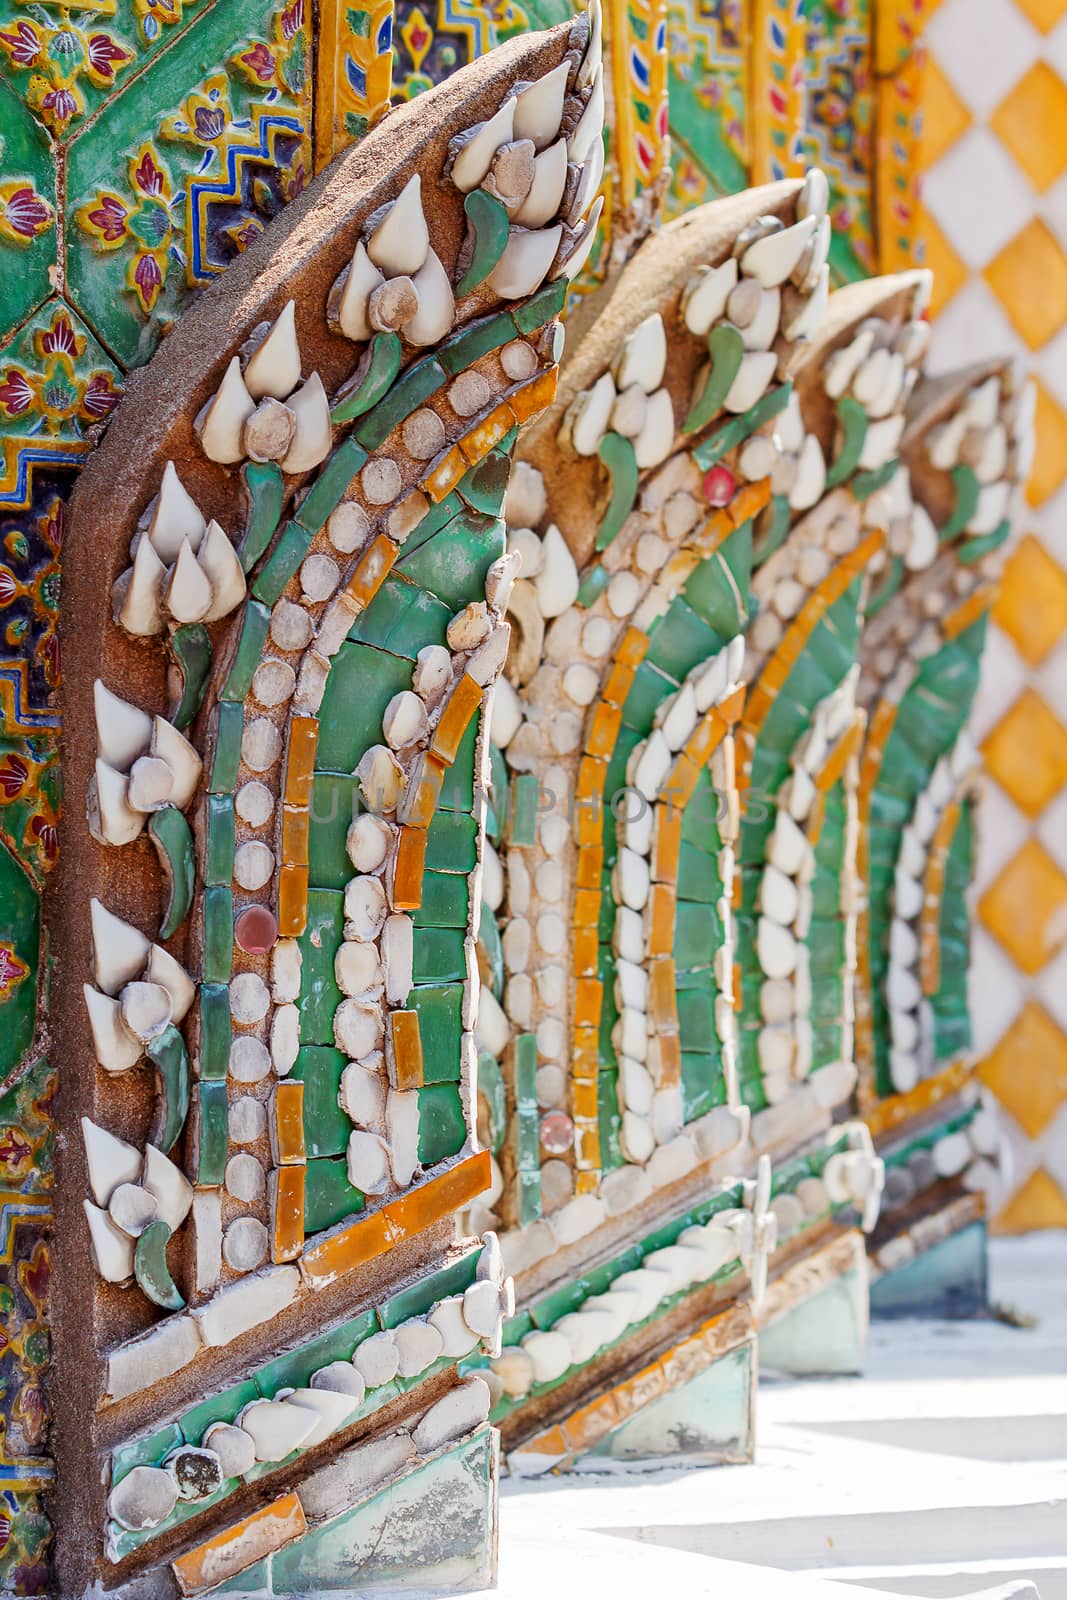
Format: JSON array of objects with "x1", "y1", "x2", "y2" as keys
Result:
[
  {"x1": 573, "y1": 886, "x2": 600, "y2": 927},
  {"x1": 458, "y1": 401, "x2": 514, "y2": 465},
  {"x1": 982, "y1": 689, "x2": 1067, "y2": 817},
  {"x1": 979, "y1": 838, "x2": 1067, "y2": 974},
  {"x1": 573, "y1": 925, "x2": 600, "y2": 976},
  {"x1": 573, "y1": 1119, "x2": 601, "y2": 1168},
  {"x1": 520, "y1": 1424, "x2": 568, "y2": 1457},
  {"x1": 574, "y1": 1169, "x2": 599, "y2": 1195},
  {"x1": 573, "y1": 976, "x2": 603, "y2": 1027},
  {"x1": 571, "y1": 1078, "x2": 599, "y2": 1121},
  {"x1": 648, "y1": 957, "x2": 677, "y2": 1027},
  {"x1": 401, "y1": 754, "x2": 444, "y2": 830},
  {"x1": 571, "y1": 1025, "x2": 600, "y2": 1078},
  {"x1": 388, "y1": 1150, "x2": 491, "y2": 1231},
  {"x1": 919, "y1": 58, "x2": 972, "y2": 168},
  {"x1": 272, "y1": 1165, "x2": 306, "y2": 1261},
  {"x1": 281, "y1": 804, "x2": 310, "y2": 867},
  {"x1": 585, "y1": 701, "x2": 623, "y2": 760},
  {"x1": 576, "y1": 755, "x2": 607, "y2": 804},
  {"x1": 615, "y1": 626, "x2": 648, "y2": 667},
  {"x1": 979, "y1": 1001, "x2": 1067, "y2": 1138},
  {"x1": 284, "y1": 716, "x2": 319, "y2": 806},
  {"x1": 665, "y1": 752, "x2": 701, "y2": 807},
  {"x1": 647, "y1": 883, "x2": 676, "y2": 957},
  {"x1": 994, "y1": 535, "x2": 1067, "y2": 665},
  {"x1": 917, "y1": 206, "x2": 969, "y2": 319},
  {"x1": 575, "y1": 844, "x2": 604, "y2": 888},
  {"x1": 815, "y1": 720, "x2": 862, "y2": 792},
  {"x1": 432, "y1": 675, "x2": 483, "y2": 764},
  {"x1": 574, "y1": 800, "x2": 602, "y2": 848},
  {"x1": 300, "y1": 1206, "x2": 397, "y2": 1288},
  {"x1": 729, "y1": 478, "x2": 772, "y2": 527},
  {"x1": 563, "y1": 1390, "x2": 620, "y2": 1450},
  {"x1": 422, "y1": 445, "x2": 467, "y2": 503},
  {"x1": 686, "y1": 709, "x2": 726, "y2": 768},
  {"x1": 1026, "y1": 380, "x2": 1067, "y2": 507},
  {"x1": 994, "y1": 1166, "x2": 1067, "y2": 1233},
  {"x1": 614, "y1": 1360, "x2": 668, "y2": 1417},
  {"x1": 172, "y1": 1494, "x2": 307, "y2": 1596},
  {"x1": 991, "y1": 62, "x2": 1067, "y2": 192},
  {"x1": 658, "y1": 1031, "x2": 682, "y2": 1085},
  {"x1": 509, "y1": 365, "x2": 558, "y2": 421},
  {"x1": 278, "y1": 863, "x2": 309, "y2": 937},
  {"x1": 274, "y1": 1080, "x2": 306, "y2": 1164},
  {"x1": 346, "y1": 533, "x2": 396, "y2": 607},
  {"x1": 984, "y1": 220, "x2": 1067, "y2": 351},
  {"x1": 718, "y1": 684, "x2": 747, "y2": 725},
  {"x1": 389, "y1": 1009, "x2": 424, "y2": 1090},
  {"x1": 601, "y1": 659, "x2": 635, "y2": 706},
  {"x1": 390, "y1": 826, "x2": 427, "y2": 910},
  {"x1": 1015, "y1": 0, "x2": 1067, "y2": 29},
  {"x1": 652, "y1": 804, "x2": 682, "y2": 883}
]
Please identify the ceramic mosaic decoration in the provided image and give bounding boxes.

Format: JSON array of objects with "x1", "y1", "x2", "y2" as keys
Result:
[{"x1": 0, "y1": 0, "x2": 1051, "y2": 1592}]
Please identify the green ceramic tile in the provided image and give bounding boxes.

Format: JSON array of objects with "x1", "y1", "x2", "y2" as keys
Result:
[
  {"x1": 412, "y1": 869, "x2": 470, "y2": 929},
  {"x1": 254, "y1": 1310, "x2": 377, "y2": 1397},
  {"x1": 179, "y1": 1380, "x2": 261, "y2": 1447},
  {"x1": 203, "y1": 885, "x2": 234, "y2": 984},
  {"x1": 251, "y1": 519, "x2": 313, "y2": 606},
  {"x1": 308, "y1": 773, "x2": 360, "y2": 890},
  {"x1": 205, "y1": 794, "x2": 236, "y2": 886},
  {"x1": 304, "y1": 1157, "x2": 366, "y2": 1234},
  {"x1": 437, "y1": 715, "x2": 477, "y2": 811},
  {"x1": 438, "y1": 310, "x2": 517, "y2": 375},
  {"x1": 0, "y1": 86, "x2": 56, "y2": 340},
  {"x1": 508, "y1": 773, "x2": 539, "y2": 846},
  {"x1": 197, "y1": 1081, "x2": 228, "y2": 1185},
  {"x1": 199, "y1": 983, "x2": 230, "y2": 1081},
  {"x1": 349, "y1": 575, "x2": 450, "y2": 658},
  {"x1": 677, "y1": 987, "x2": 715, "y2": 1052},
  {"x1": 621, "y1": 659, "x2": 679, "y2": 735},
  {"x1": 220, "y1": 601, "x2": 271, "y2": 702},
  {"x1": 110, "y1": 1422, "x2": 183, "y2": 1487},
  {"x1": 682, "y1": 1052, "x2": 726, "y2": 1123},
  {"x1": 297, "y1": 890, "x2": 344, "y2": 1046},
  {"x1": 412, "y1": 926, "x2": 466, "y2": 984},
  {"x1": 354, "y1": 355, "x2": 446, "y2": 450},
  {"x1": 408, "y1": 985, "x2": 462, "y2": 1080},
  {"x1": 209, "y1": 701, "x2": 244, "y2": 794},
  {"x1": 292, "y1": 1045, "x2": 350, "y2": 1158},
  {"x1": 511, "y1": 278, "x2": 568, "y2": 333},
  {"x1": 395, "y1": 508, "x2": 504, "y2": 610},
  {"x1": 646, "y1": 596, "x2": 721, "y2": 681},
  {"x1": 240, "y1": 462, "x2": 285, "y2": 573},
  {"x1": 457, "y1": 449, "x2": 512, "y2": 519},
  {"x1": 416, "y1": 1083, "x2": 466, "y2": 1165},
  {"x1": 0, "y1": 834, "x2": 40, "y2": 1078},
  {"x1": 316, "y1": 643, "x2": 412, "y2": 770},
  {"x1": 378, "y1": 1249, "x2": 478, "y2": 1328},
  {"x1": 425, "y1": 809, "x2": 477, "y2": 872},
  {"x1": 296, "y1": 437, "x2": 369, "y2": 532}
]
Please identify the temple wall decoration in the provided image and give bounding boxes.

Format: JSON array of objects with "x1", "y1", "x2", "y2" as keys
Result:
[{"x1": 0, "y1": 0, "x2": 1061, "y2": 1593}]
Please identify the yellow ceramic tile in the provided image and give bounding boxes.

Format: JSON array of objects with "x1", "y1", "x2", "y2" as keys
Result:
[
  {"x1": 983, "y1": 219, "x2": 1067, "y2": 350},
  {"x1": 918, "y1": 208, "x2": 969, "y2": 318},
  {"x1": 994, "y1": 534, "x2": 1067, "y2": 664},
  {"x1": 1014, "y1": 0, "x2": 1067, "y2": 32},
  {"x1": 993, "y1": 1166, "x2": 1067, "y2": 1233},
  {"x1": 982, "y1": 689, "x2": 1067, "y2": 816},
  {"x1": 920, "y1": 59, "x2": 972, "y2": 169},
  {"x1": 978, "y1": 838, "x2": 1067, "y2": 974},
  {"x1": 991, "y1": 62, "x2": 1067, "y2": 191},
  {"x1": 1026, "y1": 379, "x2": 1067, "y2": 506},
  {"x1": 980, "y1": 1001, "x2": 1067, "y2": 1137}
]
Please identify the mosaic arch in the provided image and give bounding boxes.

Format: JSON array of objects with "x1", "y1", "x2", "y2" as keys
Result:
[{"x1": 51, "y1": 18, "x2": 603, "y2": 1593}]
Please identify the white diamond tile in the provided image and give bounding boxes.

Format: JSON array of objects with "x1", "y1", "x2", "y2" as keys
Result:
[
  {"x1": 1044, "y1": 12, "x2": 1067, "y2": 82},
  {"x1": 994, "y1": 1101, "x2": 1039, "y2": 1197},
  {"x1": 1032, "y1": 630, "x2": 1067, "y2": 720},
  {"x1": 1033, "y1": 481, "x2": 1067, "y2": 569},
  {"x1": 970, "y1": 925, "x2": 1026, "y2": 1052},
  {"x1": 922, "y1": 128, "x2": 1035, "y2": 269},
  {"x1": 974, "y1": 778, "x2": 1031, "y2": 892},
  {"x1": 1038, "y1": 1102, "x2": 1067, "y2": 1188},
  {"x1": 924, "y1": 277, "x2": 1026, "y2": 376},
  {"x1": 1036, "y1": 779, "x2": 1067, "y2": 873},
  {"x1": 926, "y1": 0, "x2": 1040, "y2": 117},
  {"x1": 1039, "y1": 167, "x2": 1067, "y2": 254},
  {"x1": 1033, "y1": 318, "x2": 1067, "y2": 411},
  {"x1": 970, "y1": 621, "x2": 1029, "y2": 741},
  {"x1": 1036, "y1": 936, "x2": 1067, "y2": 1032}
]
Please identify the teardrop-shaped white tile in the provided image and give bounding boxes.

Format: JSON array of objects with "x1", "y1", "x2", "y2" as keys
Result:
[{"x1": 244, "y1": 300, "x2": 301, "y2": 400}]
